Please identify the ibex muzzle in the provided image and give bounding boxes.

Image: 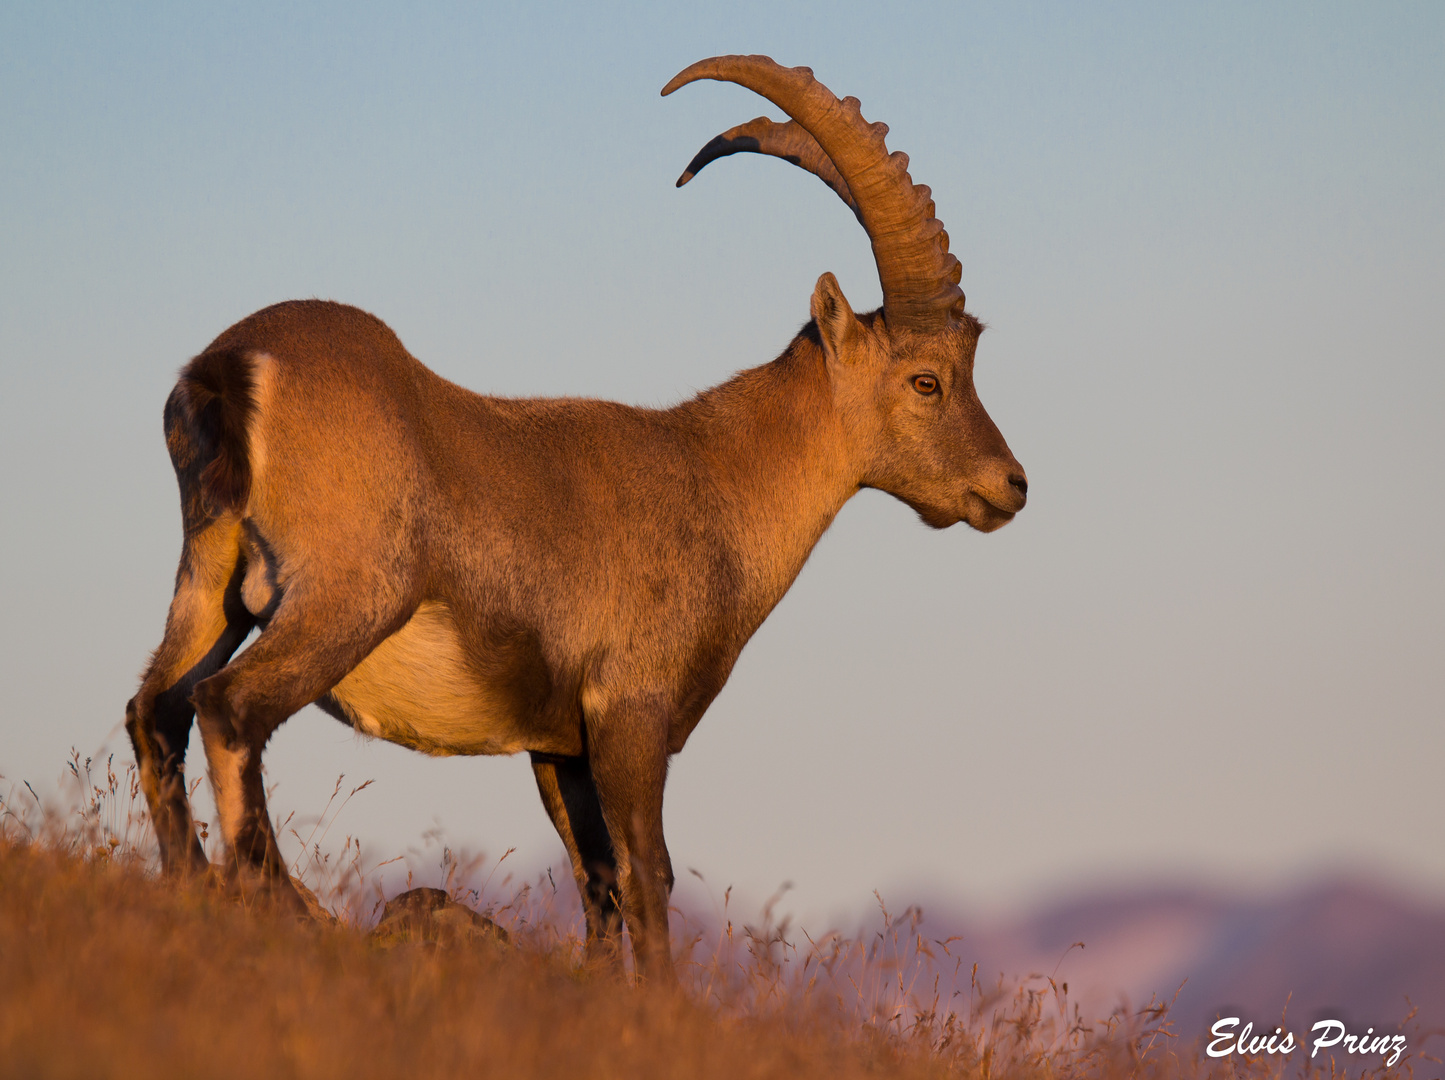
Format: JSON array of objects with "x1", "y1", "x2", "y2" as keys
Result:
[{"x1": 125, "y1": 55, "x2": 1026, "y2": 983}]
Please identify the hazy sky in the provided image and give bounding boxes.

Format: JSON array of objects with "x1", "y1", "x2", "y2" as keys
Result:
[{"x1": 2, "y1": 3, "x2": 1441, "y2": 925}]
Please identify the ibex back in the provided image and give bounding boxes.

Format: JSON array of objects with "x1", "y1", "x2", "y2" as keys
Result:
[{"x1": 126, "y1": 55, "x2": 1027, "y2": 981}]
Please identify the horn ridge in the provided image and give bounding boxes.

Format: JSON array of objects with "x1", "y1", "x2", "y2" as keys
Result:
[{"x1": 664, "y1": 54, "x2": 965, "y2": 328}]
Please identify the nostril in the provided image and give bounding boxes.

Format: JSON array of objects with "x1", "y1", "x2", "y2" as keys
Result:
[{"x1": 1008, "y1": 473, "x2": 1028, "y2": 498}]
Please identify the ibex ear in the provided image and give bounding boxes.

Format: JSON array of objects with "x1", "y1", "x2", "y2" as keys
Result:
[{"x1": 811, "y1": 272, "x2": 862, "y2": 365}]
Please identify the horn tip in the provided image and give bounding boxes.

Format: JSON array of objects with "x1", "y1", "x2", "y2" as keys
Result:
[
  {"x1": 675, "y1": 172, "x2": 695, "y2": 188},
  {"x1": 662, "y1": 58, "x2": 719, "y2": 95}
]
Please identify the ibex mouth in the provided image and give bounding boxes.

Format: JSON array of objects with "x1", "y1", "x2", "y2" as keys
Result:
[
  {"x1": 973, "y1": 476, "x2": 1027, "y2": 516},
  {"x1": 961, "y1": 489, "x2": 1020, "y2": 533},
  {"x1": 970, "y1": 507, "x2": 1016, "y2": 534},
  {"x1": 907, "y1": 491, "x2": 1015, "y2": 532}
]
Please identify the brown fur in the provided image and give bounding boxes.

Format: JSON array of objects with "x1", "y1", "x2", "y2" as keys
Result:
[{"x1": 127, "y1": 288, "x2": 1025, "y2": 981}]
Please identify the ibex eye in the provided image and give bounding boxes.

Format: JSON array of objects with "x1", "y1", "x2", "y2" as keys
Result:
[{"x1": 912, "y1": 375, "x2": 938, "y2": 395}]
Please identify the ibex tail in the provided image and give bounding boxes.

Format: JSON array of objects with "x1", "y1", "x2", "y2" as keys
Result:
[{"x1": 164, "y1": 348, "x2": 258, "y2": 521}]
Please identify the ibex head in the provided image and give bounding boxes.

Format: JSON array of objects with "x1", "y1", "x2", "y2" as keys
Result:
[{"x1": 666, "y1": 55, "x2": 1027, "y2": 532}]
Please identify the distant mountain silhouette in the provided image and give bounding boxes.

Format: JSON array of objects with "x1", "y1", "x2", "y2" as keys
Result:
[{"x1": 921, "y1": 878, "x2": 1445, "y2": 1039}]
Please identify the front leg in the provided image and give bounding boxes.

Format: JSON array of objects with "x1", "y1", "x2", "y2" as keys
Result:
[
  {"x1": 585, "y1": 695, "x2": 676, "y2": 985},
  {"x1": 529, "y1": 751, "x2": 624, "y2": 968}
]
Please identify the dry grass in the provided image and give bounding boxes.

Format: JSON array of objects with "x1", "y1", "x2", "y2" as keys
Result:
[{"x1": 0, "y1": 759, "x2": 1426, "y2": 1080}]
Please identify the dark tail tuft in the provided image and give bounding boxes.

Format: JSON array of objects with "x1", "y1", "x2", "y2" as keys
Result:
[{"x1": 164, "y1": 348, "x2": 258, "y2": 519}]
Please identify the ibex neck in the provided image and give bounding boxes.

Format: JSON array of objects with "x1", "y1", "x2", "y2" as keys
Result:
[{"x1": 677, "y1": 333, "x2": 860, "y2": 625}]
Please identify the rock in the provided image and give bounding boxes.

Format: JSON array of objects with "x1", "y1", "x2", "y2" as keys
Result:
[{"x1": 371, "y1": 887, "x2": 510, "y2": 949}]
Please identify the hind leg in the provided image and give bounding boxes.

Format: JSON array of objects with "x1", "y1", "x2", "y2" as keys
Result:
[
  {"x1": 191, "y1": 586, "x2": 407, "y2": 910},
  {"x1": 126, "y1": 521, "x2": 255, "y2": 874}
]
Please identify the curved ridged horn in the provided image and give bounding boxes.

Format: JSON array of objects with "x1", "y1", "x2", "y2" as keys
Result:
[
  {"x1": 663, "y1": 54, "x2": 964, "y2": 330},
  {"x1": 675, "y1": 116, "x2": 859, "y2": 223}
]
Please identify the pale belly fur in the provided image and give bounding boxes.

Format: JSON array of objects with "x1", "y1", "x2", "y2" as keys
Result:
[{"x1": 328, "y1": 601, "x2": 531, "y2": 756}]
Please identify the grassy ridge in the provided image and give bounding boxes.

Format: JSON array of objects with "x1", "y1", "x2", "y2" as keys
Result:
[{"x1": 0, "y1": 763, "x2": 1422, "y2": 1078}]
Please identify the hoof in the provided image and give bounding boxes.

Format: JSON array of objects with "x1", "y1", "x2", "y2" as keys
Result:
[
  {"x1": 372, "y1": 887, "x2": 509, "y2": 948},
  {"x1": 217, "y1": 861, "x2": 317, "y2": 921}
]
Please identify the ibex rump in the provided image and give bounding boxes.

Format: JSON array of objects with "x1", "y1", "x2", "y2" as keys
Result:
[{"x1": 125, "y1": 56, "x2": 1027, "y2": 981}]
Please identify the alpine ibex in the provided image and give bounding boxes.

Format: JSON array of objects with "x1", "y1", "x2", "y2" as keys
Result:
[{"x1": 125, "y1": 55, "x2": 1027, "y2": 981}]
